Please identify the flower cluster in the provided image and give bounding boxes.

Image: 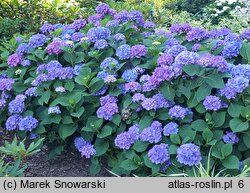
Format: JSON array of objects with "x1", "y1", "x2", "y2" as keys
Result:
[
  {"x1": 115, "y1": 124, "x2": 140, "y2": 149},
  {"x1": 97, "y1": 95, "x2": 118, "y2": 120},
  {"x1": 74, "y1": 137, "x2": 96, "y2": 158}
]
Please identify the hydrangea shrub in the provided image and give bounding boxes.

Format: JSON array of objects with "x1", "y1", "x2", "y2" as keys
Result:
[{"x1": 1, "y1": 3, "x2": 250, "y2": 176}]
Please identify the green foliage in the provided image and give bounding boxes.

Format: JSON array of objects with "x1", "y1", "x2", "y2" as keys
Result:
[
  {"x1": 0, "y1": 136, "x2": 44, "y2": 160},
  {"x1": 0, "y1": 156, "x2": 26, "y2": 177}
]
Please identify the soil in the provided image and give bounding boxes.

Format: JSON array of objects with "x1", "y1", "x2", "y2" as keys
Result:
[
  {"x1": 1, "y1": 128, "x2": 110, "y2": 177},
  {"x1": 25, "y1": 146, "x2": 111, "y2": 177}
]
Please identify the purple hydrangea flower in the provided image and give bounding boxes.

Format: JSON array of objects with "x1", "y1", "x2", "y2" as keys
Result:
[
  {"x1": 125, "y1": 82, "x2": 141, "y2": 92},
  {"x1": 7, "y1": 53, "x2": 22, "y2": 67},
  {"x1": 0, "y1": 78, "x2": 14, "y2": 91},
  {"x1": 79, "y1": 144, "x2": 96, "y2": 158},
  {"x1": 177, "y1": 143, "x2": 202, "y2": 166},
  {"x1": 19, "y1": 116, "x2": 38, "y2": 131},
  {"x1": 203, "y1": 96, "x2": 222, "y2": 111},
  {"x1": 96, "y1": 103, "x2": 118, "y2": 120},
  {"x1": 157, "y1": 53, "x2": 173, "y2": 66},
  {"x1": 241, "y1": 28, "x2": 250, "y2": 40},
  {"x1": 132, "y1": 93, "x2": 145, "y2": 102},
  {"x1": 113, "y1": 33, "x2": 125, "y2": 41},
  {"x1": 100, "y1": 95, "x2": 117, "y2": 106},
  {"x1": 197, "y1": 54, "x2": 229, "y2": 72},
  {"x1": 140, "y1": 75, "x2": 150, "y2": 83},
  {"x1": 21, "y1": 60, "x2": 31, "y2": 67},
  {"x1": 94, "y1": 39, "x2": 108, "y2": 49},
  {"x1": 140, "y1": 121, "x2": 162, "y2": 143},
  {"x1": 186, "y1": 27, "x2": 209, "y2": 42},
  {"x1": 163, "y1": 122, "x2": 179, "y2": 136},
  {"x1": 152, "y1": 66, "x2": 175, "y2": 82},
  {"x1": 116, "y1": 44, "x2": 131, "y2": 60},
  {"x1": 223, "y1": 132, "x2": 239, "y2": 144},
  {"x1": 220, "y1": 76, "x2": 249, "y2": 99},
  {"x1": 16, "y1": 43, "x2": 29, "y2": 54},
  {"x1": 74, "y1": 137, "x2": 96, "y2": 158},
  {"x1": 0, "y1": 99, "x2": 6, "y2": 109},
  {"x1": 95, "y1": 3, "x2": 110, "y2": 15},
  {"x1": 170, "y1": 23, "x2": 192, "y2": 34},
  {"x1": 144, "y1": 21, "x2": 156, "y2": 29},
  {"x1": 169, "y1": 105, "x2": 191, "y2": 120},
  {"x1": 174, "y1": 51, "x2": 198, "y2": 67},
  {"x1": 129, "y1": 10, "x2": 144, "y2": 26},
  {"x1": 192, "y1": 43, "x2": 201, "y2": 51},
  {"x1": 115, "y1": 124, "x2": 140, "y2": 150},
  {"x1": 71, "y1": 32, "x2": 85, "y2": 42},
  {"x1": 72, "y1": 19, "x2": 87, "y2": 31},
  {"x1": 155, "y1": 29, "x2": 173, "y2": 38},
  {"x1": 48, "y1": 106, "x2": 61, "y2": 114},
  {"x1": 40, "y1": 23, "x2": 55, "y2": 34},
  {"x1": 209, "y1": 27, "x2": 231, "y2": 39},
  {"x1": 8, "y1": 99, "x2": 25, "y2": 114},
  {"x1": 106, "y1": 20, "x2": 120, "y2": 28},
  {"x1": 141, "y1": 98, "x2": 157, "y2": 111},
  {"x1": 46, "y1": 41, "x2": 64, "y2": 55},
  {"x1": 115, "y1": 11, "x2": 130, "y2": 22},
  {"x1": 87, "y1": 14, "x2": 103, "y2": 26},
  {"x1": 74, "y1": 137, "x2": 88, "y2": 150},
  {"x1": 148, "y1": 143, "x2": 170, "y2": 164},
  {"x1": 5, "y1": 114, "x2": 22, "y2": 131},
  {"x1": 130, "y1": 44, "x2": 147, "y2": 58},
  {"x1": 166, "y1": 45, "x2": 187, "y2": 57},
  {"x1": 28, "y1": 34, "x2": 47, "y2": 48},
  {"x1": 25, "y1": 87, "x2": 37, "y2": 97},
  {"x1": 152, "y1": 93, "x2": 174, "y2": 109}
]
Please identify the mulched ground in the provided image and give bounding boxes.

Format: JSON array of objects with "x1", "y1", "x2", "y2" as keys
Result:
[
  {"x1": 25, "y1": 146, "x2": 111, "y2": 177},
  {"x1": 1, "y1": 128, "x2": 110, "y2": 177}
]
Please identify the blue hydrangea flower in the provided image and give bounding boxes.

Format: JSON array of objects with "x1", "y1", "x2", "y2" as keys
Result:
[
  {"x1": 140, "y1": 121, "x2": 162, "y2": 143},
  {"x1": 177, "y1": 143, "x2": 202, "y2": 166},
  {"x1": 25, "y1": 87, "x2": 37, "y2": 97},
  {"x1": 100, "y1": 57, "x2": 120, "y2": 70},
  {"x1": 8, "y1": 99, "x2": 25, "y2": 114},
  {"x1": 113, "y1": 33, "x2": 125, "y2": 41},
  {"x1": 121, "y1": 69, "x2": 138, "y2": 82},
  {"x1": 163, "y1": 122, "x2": 179, "y2": 136},
  {"x1": 87, "y1": 27, "x2": 111, "y2": 42},
  {"x1": 16, "y1": 43, "x2": 30, "y2": 54},
  {"x1": 223, "y1": 132, "x2": 239, "y2": 144},
  {"x1": 79, "y1": 144, "x2": 96, "y2": 158},
  {"x1": 5, "y1": 114, "x2": 22, "y2": 131},
  {"x1": 141, "y1": 98, "x2": 157, "y2": 111},
  {"x1": 94, "y1": 39, "x2": 108, "y2": 49},
  {"x1": 48, "y1": 106, "x2": 61, "y2": 114},
  {"x1": 169, "y1": 105, "x2": 191, "y2": 120},
  {"x1": 28, "y1": 34, "x2": 47, "y2": 48},
  {"x1": 116, "y1": 44, "x2": 131, "y2": 60},
  {"x1": 115, "y1": 124, "x2": 140, "y2": 150},
  {"x1": 21, "y1": 60, "x2": 31, "y2": 67},
  {"x1": 148, "y1": 143, "x2": 170, "y2": 164},
  {"x1": 203, "y1": 96, "x2": 222, "y2": 111},
  {"x1": 19, "y1": 116, "x2": 38, "y2": 131}
]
